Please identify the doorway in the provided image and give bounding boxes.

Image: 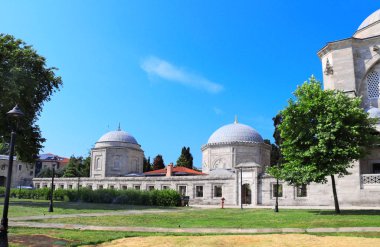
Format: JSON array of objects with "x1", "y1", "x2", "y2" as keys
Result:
[
  {"x1": 242, "y1": 183, "x2": 252, "y2": 204},
  {"x1": 0, "y1": 176, "x2": 6, "y2": 187}
]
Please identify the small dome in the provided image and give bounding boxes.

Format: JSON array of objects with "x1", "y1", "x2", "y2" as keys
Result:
[
  {"x1": 358, "y1": 9, "x2": 380, "y2": 30},
  {"x1": 97, "y1": 130, "x2": 138, "y2": 145},
  {"x1": 208, "y1": 121, "x2": 264, "y2": 144},
  {"x1": 367, "y1": 107, "x2": 380, "y2": 122}
]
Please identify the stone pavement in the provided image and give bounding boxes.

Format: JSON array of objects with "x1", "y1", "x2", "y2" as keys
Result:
[{"x1": 9, "y1": 221, "x2": 380, "y2": 234}]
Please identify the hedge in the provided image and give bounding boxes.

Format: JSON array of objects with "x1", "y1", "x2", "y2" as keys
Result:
[{"x1": 6, "y1": 187, "x2": 181, "y2": 207}]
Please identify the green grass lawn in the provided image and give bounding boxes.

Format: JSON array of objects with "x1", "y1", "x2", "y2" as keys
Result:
[
  {"x1": 2, "y1": 199, "x2": 380, "y2": 246},
  {"x1": 0, "y1": 198, "x2": 179, "y2": 218},
  {"x1": 36, "y1": 208, "x2": 380, "y2": 229}
]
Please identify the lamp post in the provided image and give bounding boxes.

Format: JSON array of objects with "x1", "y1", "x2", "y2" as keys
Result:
[
  {"x1": 240, "y1": 167, "x2": 243, "y2": 210},
  {"x1": 0, "y1": 105, "x2": 24, "y2": 247},
  {"x1": 48, "y1": 163, "x2": 56, "y2": 212}
]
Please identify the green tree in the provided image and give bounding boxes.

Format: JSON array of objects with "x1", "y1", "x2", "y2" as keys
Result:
[
  {"x1": 152, "y1": 154, "x2": 165, "y2": 170},
  {"x1": 276, "y1": 77, "x2": 377, "y2": 213},
  {"x1": 36, "y1": 167, "x2": 64, "y2": 178},
  {"x1": 63, "y1": 156, "x2": 82, "y2": 177},
  {"x1": 176, "y1": 147, "x2": 193, "y2": 169},
  {"x1": 266, "y1": 114, "x2": 283, "y2": 212},
  {"x1": 79, "y1": 156, "x2": 91, "y2": 177},
  {"x1": 0, "y1": 139, "x2": 8, "y2": 155},
  {"x1": 0, "y1": 34, "x2": 62, "y2": 163},
  {"x1": 143, "y1": 156, "x2": 152, "y2": 172}
]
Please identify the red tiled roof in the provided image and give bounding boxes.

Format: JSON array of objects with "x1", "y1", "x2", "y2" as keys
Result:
[{"x1": 144, "y1": 166, "x2": 206, "y2": 176}]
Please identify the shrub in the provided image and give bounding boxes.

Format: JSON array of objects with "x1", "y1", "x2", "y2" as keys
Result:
[{"x1": 5, "y1": 187, "x2": 181, "y2": 206}]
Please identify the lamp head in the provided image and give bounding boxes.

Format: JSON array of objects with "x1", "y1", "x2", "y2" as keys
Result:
[{"x1": 7, "y1": 105, "x2": 24, "y2": 118}]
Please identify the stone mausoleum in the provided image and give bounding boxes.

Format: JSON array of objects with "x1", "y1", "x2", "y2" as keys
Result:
[{"x1": 33, "y1": 9, "x2": 380, "y2": 206}]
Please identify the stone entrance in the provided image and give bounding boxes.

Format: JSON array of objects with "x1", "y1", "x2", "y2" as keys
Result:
[{"x1": 242, "y1": 183, "x2": 251, "y2": 204}]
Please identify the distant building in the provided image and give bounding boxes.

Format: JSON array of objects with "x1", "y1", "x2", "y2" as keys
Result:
[
  {"x1": 35, "y1": 153, "x2": 70, "y2": 176},
  {"x1": 0, "y1": 155, "x2": 34, "y2": 188}
]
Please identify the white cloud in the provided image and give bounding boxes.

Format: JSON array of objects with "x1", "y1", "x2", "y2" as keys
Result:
[
  {"x1": 141, "y1": 56, "x2": 223, "y2": 93},
  {"x1": 213, "y1": 107, "x2": 224, "y2": 115}
]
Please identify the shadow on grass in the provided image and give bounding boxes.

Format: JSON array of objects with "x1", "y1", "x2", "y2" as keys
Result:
[
  {"x1": 308, "y1": 210, "x2": 380, "y2": 216},
  {"x1": 4, "y1": 199, "x2": 179, "y2": 211}
]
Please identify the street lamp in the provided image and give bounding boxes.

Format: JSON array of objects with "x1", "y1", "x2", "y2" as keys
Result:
[
  {"x1": 48, "y1": 163, "x2": 56, "y2": 212},
  {"x1": 0, "y1": 105, "x2": 24, "y2": 247}
]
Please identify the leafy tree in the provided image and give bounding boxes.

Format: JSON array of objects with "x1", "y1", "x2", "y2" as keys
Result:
[
  {"x1": 63, "y1": 156, "x2": 82, "y2": 177},
  {"x1": 0, "y1": 34, "x2": 62, "y2": 163},
  {"x1": 266, "y1": 114, "x2": 283, "y2": 212},
  {"x1": 80, "y1": 156, "x2": 91, "y2": 177},
  {"x1": 152, "y1": 154, "x2": 165, "y2": 170},
  {"x1": 176, "y1": 147, "x2": 193, "y2": 169},
  {"x1": 143, "y1": 156, "x2": 152, "y2": 172},
  {"x1": 263, "y1": 139, "x2": 280, "y2": 167},
  {"x1": 36, "y1": 167, "x2": 64, "y2": 178},
  {"x1": 276, "y1": 77, "x2": 377, "y2": 213},
  {"x1": 0, "y1": 140, "x2": 8, "y2": 155}
]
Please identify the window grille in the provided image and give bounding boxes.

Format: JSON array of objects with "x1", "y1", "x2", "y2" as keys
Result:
[{"x1": 367, "y1": 71, "x2": 380, "y2": 99}]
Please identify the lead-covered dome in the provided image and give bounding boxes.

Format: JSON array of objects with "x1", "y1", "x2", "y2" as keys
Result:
[
  {"x1": 208, "y1": 121, "x2": 264, "y2": 144},
  {"x1": 97, "y1": 130, "x2": 138, "y2": 145},
  {"x1": 358, "y1": 9, "x2": 380, "y2": 30}
]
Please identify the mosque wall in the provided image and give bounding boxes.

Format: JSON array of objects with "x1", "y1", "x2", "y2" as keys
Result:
[{"x1": 33, "y1": 175, "x2": 237, "y2": 205}]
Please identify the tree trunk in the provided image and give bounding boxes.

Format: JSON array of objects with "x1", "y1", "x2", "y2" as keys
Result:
[
  {"x1": 330, "y1": 175, "x2": 340, "y2": 214},
  {"x1": 274, "y1": 178, "x2": 279, "y2": 212}
]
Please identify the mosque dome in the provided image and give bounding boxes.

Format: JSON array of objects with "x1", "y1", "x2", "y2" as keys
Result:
[
  {"x1": 96, "y1": 129, "x2": 139, "y2": 145},
  {"x1": 358, "y1": 9, "x2": 380, "y2": 30},
  {"x1": 207, "y1": 119, "x2": 264, "y2": 144},
  {"x1": 367, "y1": 107, "x2": 380, "y2": 122}
]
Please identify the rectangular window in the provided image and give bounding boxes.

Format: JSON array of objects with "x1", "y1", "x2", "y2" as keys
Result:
[
  {"x1": 272, "y1": 184, "x2": 283, "y2": 198},
  {"x1": 36, "y1": 183, "x2": 40, "y2": 189},
  {"x1": 148, "y1": 185, "x2": 155, "y2": 191},
  {"x1": 30, "y1": 171, "x2": 33, "y2": 176},
  {"x1": 68, "y1": 184, "x2": 73, "y2": 189},
  {"x1": 162, "y1": 185, "x2": 169, "y2": 190},
  {"x1": 122, "y1": 185, "x2": 128, "y2": 190},
  {"x1": 296, "y1": 184, "x2": 307, "y2": 197},
  {"x1": 109, "y1": 185, "x2": 115, "y2": 189},
  {"x1": 134, "y1": 185, "x2": 141, "y2": 190},
  {"x1": 214, "y1": 185, "x2": 222, "y2": 198},
  {"x1": 18, "y1": 164, "x2": 22, "y2": 171},
  {"x1": 1, "y1": 164, "x2": 5, "y2": 170},
  {"x1": 373, "y1": 163, "x2": 380, "y2": 174},
  {"x1": 59, "y1": 184, "x2": 64, "y2": 189},
  {"x1": 178, "y1": 186, "x2": 186, "y2": 196},
  {"x1": 87, "y1": 185, "x2": 93, "y2": 190},
  {"x1": 98, "y1": 185, "x2": 103, "y2": 189},
  {"x1": 195, "y1": 186, "x2": 203, "y2": 197}
]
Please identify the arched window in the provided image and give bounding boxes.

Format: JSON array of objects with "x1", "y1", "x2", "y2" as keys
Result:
[
  {"x1": 95, "y1": 157, "x2": 102, "y2": 170},
  {"x1": 113, "y1": 156, "x2": 120, "y2": 170},
  {"x1": 367, "y1": 70, "x2": 380, "y2": 99}
]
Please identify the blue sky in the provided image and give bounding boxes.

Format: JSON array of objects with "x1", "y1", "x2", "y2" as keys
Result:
[{"x1": 0, "y1": 0, "x2": 378, "y2": 167}]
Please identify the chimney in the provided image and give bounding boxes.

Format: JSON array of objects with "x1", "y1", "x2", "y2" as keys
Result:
[{"x1": 166, "y1": 163, "x2": 174, "y2": 177}]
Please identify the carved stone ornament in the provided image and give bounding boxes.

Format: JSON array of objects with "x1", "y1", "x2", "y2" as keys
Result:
[{"x1": 324, "y1": 58, "x2": 334, "y2": 75}]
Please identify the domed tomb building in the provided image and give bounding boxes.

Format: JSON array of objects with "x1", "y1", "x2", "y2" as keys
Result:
[
  {"x1": 90, "y1": 128, "x2": 144, "y2": 178},
  {"x1": 202, "y1": 118, "x2": 270, "y2": 173}
]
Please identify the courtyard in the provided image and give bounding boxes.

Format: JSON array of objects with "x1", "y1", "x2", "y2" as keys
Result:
[{"x1": 2, "y1": 198, "x2": 380, "y2": 246}]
